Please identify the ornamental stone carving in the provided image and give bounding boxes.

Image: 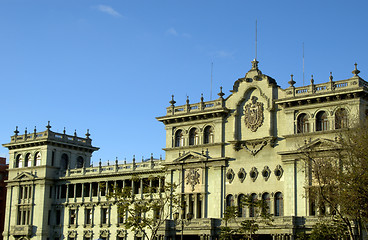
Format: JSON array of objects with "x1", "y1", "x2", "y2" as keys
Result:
[
  {"x1": 244, "y1": 96, "x2": 264, "y2": 132},
  {"x1": 186, "y1": 169, "x2": 200, "y2": 191},
  {"x1": 226, "y1": 169, "x2": 235, "y2": 183}
]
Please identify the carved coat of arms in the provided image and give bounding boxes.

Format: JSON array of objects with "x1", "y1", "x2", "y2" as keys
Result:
[
  {"x1": 244, "y1": 96, "x2": 264, "y2": 132},
  {"x1": 186, "y1": 169, "x2": 200, "y2": 191}
]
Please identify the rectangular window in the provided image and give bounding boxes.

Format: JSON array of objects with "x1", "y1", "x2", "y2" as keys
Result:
[
  {"x1": 118, "y1": 206, "x2": 125, "y2": 224},
  {"x1": 85, "y1": 208, "x2": 92, "y2": 225},
  {"x1": 51, "y1": 151, "x2": 55, "y2": 166},
  {"x1": 49, "y1": 186, "x2": 53, "y2": 198},
  {"x1": 92, "y1": 183, "x2": 98, "y2": 197},
  {"x1": 48, "y1": 210, "x2": 51, "y2": 225},
  {"x1": 69, "y1": 209, "x2": 76, "y2": 225},
  {"x1": 61, "y1": 185, "x2": 66, "y2": 199},
  {"x1": 56, "y1": 210, "x2": 61, "y2": 225},
  {"x1": 101, "y1": 208, "x2": 109, "y2": 224}
]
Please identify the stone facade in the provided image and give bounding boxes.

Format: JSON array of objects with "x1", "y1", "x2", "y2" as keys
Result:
[{"x1": 2, "y1": 60, "x2": 367, "y2": 240}]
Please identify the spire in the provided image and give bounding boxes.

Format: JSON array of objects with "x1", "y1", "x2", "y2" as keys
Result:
[
  {"x1": 288, "y1": 74, "x2": 296, "y2": 87},
  {"x1": 352, "y1": 63, "x2": 360, "y2": 76}
]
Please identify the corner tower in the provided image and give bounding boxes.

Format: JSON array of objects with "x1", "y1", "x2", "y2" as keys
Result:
[{"x1": 2, "y1": 122, "x2": 99, "y2": 240}]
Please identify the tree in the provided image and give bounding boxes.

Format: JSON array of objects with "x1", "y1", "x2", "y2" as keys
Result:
[
  {"x1": 105, "y1": 175, "x2": 181, "y2": 240},
  {"x1": 220, "y1": 195, "x2": 273, "y2": 240},
  {"x1": 302, "y1": 120, "x2": 368, "y2": 240},
  {"x1": 309, "y1": 220, "x2": 347, "y2": 240}
]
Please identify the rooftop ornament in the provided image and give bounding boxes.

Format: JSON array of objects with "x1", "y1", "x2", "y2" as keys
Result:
[
  {"x1": 14, "y1": 126, "x2": 19, "y2": 136},
  {"x1": 85, "y1": 129, "x2": 90, "y2": 139},
  {"x1": 46, "y1": 121, "x2": 51, "y2": 130},
  {"x1": 352, "y1": 63, "x2": 360, "y2": 76},
  {"x1": 329, "y1": 72, "x2": 333, "y2": 82},
  {"x1": 218, "y1": 86, "x2": 225, "y2": 98},
  {"x1": 288, "y1": 74, "x2": 296, "y2": 87},
  {"x1": 169, "y1": 95, "x2": 176, "y2": 106}
]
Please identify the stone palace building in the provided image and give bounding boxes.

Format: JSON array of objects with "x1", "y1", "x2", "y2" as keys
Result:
[{"x1": 3, "y1": 60, "x2": 366, "y2": 240}]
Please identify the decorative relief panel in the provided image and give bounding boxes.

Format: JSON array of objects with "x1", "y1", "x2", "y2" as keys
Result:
[
  {"x1": 274, "y1": 165, "x2": 284, "y2": 180},
  {"x1": 238, "y1": 168, "x2": 246, "y2": 183},
  {"x1": 262, "y1": 166, "x2": 271, "y2": 181},
  {"x1": 249, "y1": 167, "x2": 258, "y2": 182},
  {"x1": 244, "y1": 96, "x2": 264, "y2": 132},
  {"x1": 186, "y1": 169, "x2": 200, "y2": 191},
  {"x1": 226, "y1": 169, "x2": 235, "y2": 183}
]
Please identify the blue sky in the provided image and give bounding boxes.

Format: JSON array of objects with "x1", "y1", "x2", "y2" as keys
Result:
[{"x1": 1, "y1": 0, "x2": 367, "y2": 164}]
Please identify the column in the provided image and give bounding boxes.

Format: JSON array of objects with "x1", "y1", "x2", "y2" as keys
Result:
[
  {"x1": 66, "y1": 184, "x2": 69, "y2": 203},
  {"x1": 89, "y1": 183, "x2": 92, "y2": 201},
  {"x1": 73, "y1": 184, "x2": 77, "y2": 202},
  {"x1": 158, "y1": 178, "x2": 162, "y2": 194},
  {"x1": 140, "y1": 178, "x2": 143, "y2": 199},
  {"x1": 81, "y1": 183, "x2": 85, "y2": 203},
  {"x1": 132, "y1": 180, "x2": 135, "y2": 198},
  {"x1": 193, "y1": 194, "x2": 197, "y2": 218}
]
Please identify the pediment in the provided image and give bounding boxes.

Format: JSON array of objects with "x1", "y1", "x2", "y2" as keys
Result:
[
  {"x1": 13, "y1": 172, "x2": 37, "y2": 181},
  {"x1": 173, "y1": 151, "x2": 208, "y2": 163},
  {"x1": 296, "y1": 138, "x2": 341, "y2": 152}
]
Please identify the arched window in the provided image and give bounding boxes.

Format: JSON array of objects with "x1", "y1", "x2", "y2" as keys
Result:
[
  {"x1": 238, "y1": 194, "x2": 247, "y2": 217},
  {"x1": 16, "y1": 154, "x2": 23, "y2": 168},
  {"x1": 335, "y1": 108, "x2": 348, "y2": 129},
  {"x1": 262, "y1": 192, "x2": 271, "y2": 214},
  {"x1": 203, "y1": 126, "x2": 214, "y2": 144},
  {"x1": 274, "y1": 192, "x2": 283, "y2": 216},
  {"x1": 249, "y1": 193, "x2": 257, "y2": 217},
  {"x1": 316, "y1": 111, "x2": 328, "y2": 131},
  {"x1": 226, "y1": 194, "x2": 234, "y2": 207},
  {"x1": 25, "y1": 153, "x2": 31, "y2": 167},
  {"x1": 297, "y1": 113, "x2": 309, "y2": 133},
  {"x1": 174, "y1": 130, "x2": 184, "y2": 147},
  {"x1": 189, "y1": 128, "x2": 199, "y2": 146},
  {"x1": 76, "y1": 156, "x2": 84, "y2": 168},
  {"x1": 34, "y1": 152, "x2": 41, "y2": 166},
  {"x1": 61, "y1": 154, "x2": 69, "y2": 170}
]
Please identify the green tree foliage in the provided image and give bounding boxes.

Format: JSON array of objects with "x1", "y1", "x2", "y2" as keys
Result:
[
  {"x1": 303, "y1": 121, "x2": 368, "y2": 240},
  {"x1": 105, "y1": 176, "x2": 180, "y2": 240},
  {"x1": 309, "y1": 220, "x2": 347, "y2": 240},
  {"x1": 220, "y1": 195, "x2": 273, "y2": 240}
]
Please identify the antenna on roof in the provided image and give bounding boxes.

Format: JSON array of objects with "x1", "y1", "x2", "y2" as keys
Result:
[
  {"x1": 303, "y1": 42, "x2": 305, "y2": 86},
  {"x1": 255, "y1": 20, "x2": 258, "y2": 61},
  {"x1": 210, "y1": 62, "x2": 213, "y2": 100}
]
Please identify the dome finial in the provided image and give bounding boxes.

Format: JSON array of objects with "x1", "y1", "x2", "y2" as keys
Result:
[{"x1": 251, "y1": 59, "x2": 259, "y2": 70}]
